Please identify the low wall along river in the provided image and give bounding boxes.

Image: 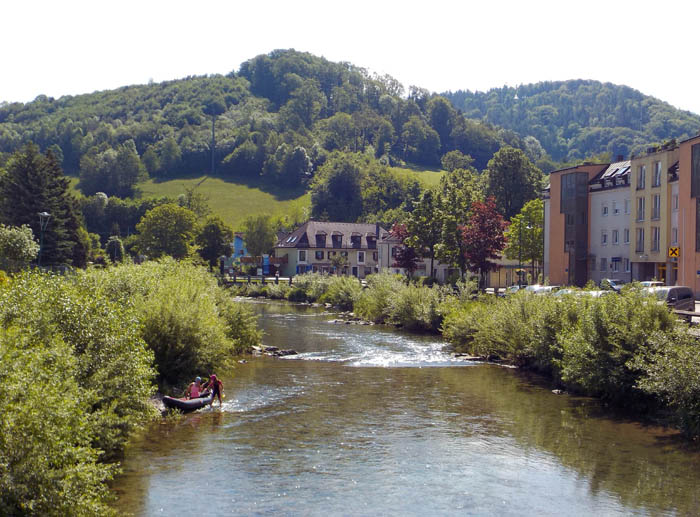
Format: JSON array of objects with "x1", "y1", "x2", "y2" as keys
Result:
[{"x1": 113, "y1": 300, "x2": 700, "y2": 515}]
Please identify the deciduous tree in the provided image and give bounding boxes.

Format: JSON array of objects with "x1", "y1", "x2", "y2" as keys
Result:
[
  {"x1": 485, "y1": 146, "x2": 543, "y2": 220},
  {"x1": 197, "y1": 216, "x2": 234, "y2": 269},
  {"x1": 241, "y1": 214, "x2": 277, "y2": 258},
  {"x1": 461, "y1": 197, "x2": 508, "y2": 290},
  {"x1": 406, "y1": 189, "x2": 442, "y2": 279},
  {"x1": 0, "y1": 224, "x2": 39, "y2": 272},
  {"x1": 504, "y1": 198, "x2": 544, "y2": 279},
  {"x1": 135, "y1": 203, "x2": 197, "y2": 259}
]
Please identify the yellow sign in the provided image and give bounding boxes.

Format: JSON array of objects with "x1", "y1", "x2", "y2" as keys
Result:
[{"x1": 668, "y1": 247, "x2": 680, "y2": 258}]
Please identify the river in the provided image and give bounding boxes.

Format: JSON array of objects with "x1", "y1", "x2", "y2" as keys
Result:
[{"x1": 113, "y1": 300, "x2": 700, "y2": 516}]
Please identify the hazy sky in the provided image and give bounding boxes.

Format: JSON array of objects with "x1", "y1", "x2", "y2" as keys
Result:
[{"x1": 2, "y1": 0, "x2": 699, "y2": 115}]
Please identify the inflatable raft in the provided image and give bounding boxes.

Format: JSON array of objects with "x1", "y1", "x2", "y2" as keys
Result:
[{"x1": 162, "y1": 392, "x2": 214, "y2": 412}]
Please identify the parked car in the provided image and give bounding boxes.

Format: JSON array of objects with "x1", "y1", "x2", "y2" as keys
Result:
[
  {"x1": 640, "y1": 280, "x2": 664, "y2": 288},
  {"x1": 501, "y1": 285, "x2": 528, "y2": 296},
  {"x1": 524, "y1": 284, "x2": 560, "y2": 295},
  {"x1": 600, "y1": 278, "x2": 624, "y2": 292},
  {"x1": 643, "y1": 286, "x2": 695, "y2": 318}
]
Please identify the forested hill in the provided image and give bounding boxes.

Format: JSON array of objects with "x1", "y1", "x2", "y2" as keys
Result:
[
  {"x1": 0, "y1": 49, "x2": 518, "y2": 198},
  {"x1": 443, "y1": 80, "x2": 700, "y2": 162}
]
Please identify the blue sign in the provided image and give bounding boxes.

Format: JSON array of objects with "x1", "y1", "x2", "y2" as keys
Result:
[{"x1": 263, "y1": 254, "x2": 270, "y2": 275}]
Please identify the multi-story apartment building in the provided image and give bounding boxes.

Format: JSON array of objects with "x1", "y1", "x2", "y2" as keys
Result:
[
  {"x1": 588, "y1": 160, "x2": 632, "y2": 284},
  {"x1": 629, "y1": 145, "x2": 679, "y2": 284},
  {"x1": 274, "y1": 221, "x2": 385, "y2": 278},
  {"x1": 545, "y1": 135, "x2": 700, "y2": 294}
]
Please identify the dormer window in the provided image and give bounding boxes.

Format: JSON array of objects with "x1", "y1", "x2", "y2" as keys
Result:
[
  {"x1": 315, "y1": 232, "x2": 327, "y2": 248},
  {"x1": 351, "y1": 234, "x2": 361, "y2": 248},
  {"x1": 366, "y1": 236, "x2": 376, "y2": 249},
  {"x1": 331, "y1": 232, "x2": 343, "y2": 248}
]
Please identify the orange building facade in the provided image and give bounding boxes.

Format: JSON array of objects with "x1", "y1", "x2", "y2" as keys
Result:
[
  {"x1": 677, "y1": 135, "x2": 700, "y2": 294},
  {"x1": 544, "y1": 164, "x2": 608, "y2": 286}
]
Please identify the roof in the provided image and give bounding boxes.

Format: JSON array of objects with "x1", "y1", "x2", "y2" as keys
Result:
[
  {"x1": 589, "y1": 160, "x2": 630, "y2": 185},
  {"x1": 275, "y1": 221, "x2": 388, "y2": 249}
]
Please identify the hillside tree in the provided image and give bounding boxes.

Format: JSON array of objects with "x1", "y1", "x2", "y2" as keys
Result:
[{"x1": 0, "y1": 144, "x2": 87, "y2": 266}]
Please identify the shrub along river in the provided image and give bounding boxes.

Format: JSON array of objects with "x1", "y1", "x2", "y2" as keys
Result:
[{"x1": 113, "y1": 300, "x2": 700, "y2": 516}]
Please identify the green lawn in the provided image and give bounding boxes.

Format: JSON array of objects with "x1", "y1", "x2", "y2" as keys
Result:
[{"x1": 138, "y1": 176, "x2": 310, "y2": 230}]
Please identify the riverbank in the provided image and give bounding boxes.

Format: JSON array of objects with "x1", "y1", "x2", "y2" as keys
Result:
[
  {"x1": 0, "y1": 260, "x2": 262, "y2": 514},
  {"x1": 233, "y1": 272, "x2": 700, "y2": 440}
]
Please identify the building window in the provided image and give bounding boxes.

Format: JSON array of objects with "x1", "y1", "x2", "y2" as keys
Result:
[
  {"x1": 624, "y1": 258, "x2": 631, "y2": 272},
  {"x1": 637, "y1": 165, "x2": 646, "y2": 189},
  {"x1": 636, "y1": 228, "x2": 645, "y2": 253},
  {"x1": 636, "y1": 197, "x2": 645, "y2": 222},
  {"x1": 672, "y1": 194, "x2": 679, "y2": 211},
  {"x1": 612, "y1": 229, "x2": 619, "y2": 245},
  {"x1": 612, "y1": 260, "x2": 619, "y2": 273},
  {"x1": 372, "y1": 251, "x2": 378, "y2": 261},
  {"x1": 652, "y1": 161, "x2": 662, "y2": 187},
  {"x1": 672, "y1": 227, "x2": 678, "y2": 245},
  {"x1": 328, "y1": 251, "x2": 336, "y2": 257},
  {"x1": 624, "y1": 228, "x2": 630, "y2": 244},
  {"x1": 315, "y1": 250, "x2": 324, "y2": 260},
  {"x1": 298, "y1": 250, "x2": 306, "y2": 263},
  {"x1": 601, "y1": 231, "x2": 608, "y2": 245},
  {"x1": 357, "y1": 251, "x2": 365, "y2": 264},
  {"x1": 315, "y1": 233, "x2": 327, "y2": 248},
  {"x1": 652, "y1": 194, "x2": 661, "y2": 220},
  {"x1": 651, "y1": 227, "x2": 660, "y2": 252},
  {"x1": 624, "y1": 199, "x2": 630, "y2": 214},
  {"x1": 391, "y1": 247, "x2": 398, "y2": 258},
  {"x1": 612, "y1": 201, "x2": 619, "y2": 215},
  {"x1": 331, "y1": 234, "x2": 343, "y2": 248},
  {"x1": 602, "y1": 204, "x2": 609, "y2": 216},
  {"x1": 340, "y1": 251, "x2": 348, "y2": 257},
  {"x1": 600, "y1": 257, "x2": 607, "y2": 272},
  {"x1": 350, "y1": 235, "x2": 361, "y2": 248}
]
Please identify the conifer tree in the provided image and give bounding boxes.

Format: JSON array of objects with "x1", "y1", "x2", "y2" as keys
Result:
[{"x1": 0, "y1": 144, "x2": 86, "y2": 266}]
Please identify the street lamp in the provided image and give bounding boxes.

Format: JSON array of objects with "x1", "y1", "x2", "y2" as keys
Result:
[{"x1": 37, "y1": 211, "x2": 51, "y2": 268}]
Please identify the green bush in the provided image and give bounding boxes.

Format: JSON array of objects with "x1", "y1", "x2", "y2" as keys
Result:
[
  {"x1": 0, "y1": 271, "x2": 157, "y2": 460},
  {"x1": 86, "y1": 259, "x2": 261, "y2": 387},
  {"x1": 286, "y1": 286, "x2": 308, "y2": 302},
  {"x1": 318, "y1": 276, "x2": 363, "y2": 310},
  {"x1": 289, "y1": 273, "x2": 332, "y2": 302},
  {"x1": 386, "y1": 283, "x2": 449, "y2": 332},
  {"x1": 632, "y1": 329, "x2": 700, "y2": 437},
  {"x1": 266, "y1": 282, "x2": 291, "y2": 299},
  {"x1": 355, "y1": 273, "x2": 405, "y2": 323},
  {"x1": 0, "y1": 328, "x2": 118, "y2": 516}
]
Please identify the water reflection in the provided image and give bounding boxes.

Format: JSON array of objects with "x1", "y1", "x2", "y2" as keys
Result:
[{"x1": 113, "y1": 300, "x2": 700, "y2": 516}]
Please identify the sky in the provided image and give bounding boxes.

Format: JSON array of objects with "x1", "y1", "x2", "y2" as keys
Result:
[{"x1": 2, "y1": 0, "x2": 699, "y2": 115}]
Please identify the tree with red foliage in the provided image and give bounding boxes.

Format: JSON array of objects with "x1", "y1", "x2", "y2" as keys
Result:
[
  {"x1": 390, "y1": 222, "x2": 419, "y2": 281},
  {"x1": 461, "y1": 197, "x2": 508, "y2": 290}
]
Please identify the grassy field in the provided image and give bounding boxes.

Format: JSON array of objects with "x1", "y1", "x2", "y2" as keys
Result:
[
  {"x1": 138, "y1": 176, "x2": 310, "y2": 230},
  {"x1": 389, "y1": 165, "x2": 446, "y2": 187},
  {"x1": 68, "y1": 163, "x2": 442, "y2": 230}
]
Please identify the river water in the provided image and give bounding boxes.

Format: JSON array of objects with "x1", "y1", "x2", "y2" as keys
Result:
[{"x1": 113, "y1": 300, "x2": 700, "y2": 516}]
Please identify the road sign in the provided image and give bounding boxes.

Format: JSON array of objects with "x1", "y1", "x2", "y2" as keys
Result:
[{"x1": 669, "y1": 247, "x2": 680, "y2": 258}]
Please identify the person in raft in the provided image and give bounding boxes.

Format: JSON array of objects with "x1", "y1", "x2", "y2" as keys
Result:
[
  {"x1": 185, "y1": 376, "x2": 204, "y2": 399},
  {"x1": 202, "y1": 374, "x2": 224, "y2": 406}
]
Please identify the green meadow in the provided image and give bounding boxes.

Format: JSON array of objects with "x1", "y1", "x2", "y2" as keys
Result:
[{"x1": 68, "y1": 164, "x2": 442, "y2": 231}]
